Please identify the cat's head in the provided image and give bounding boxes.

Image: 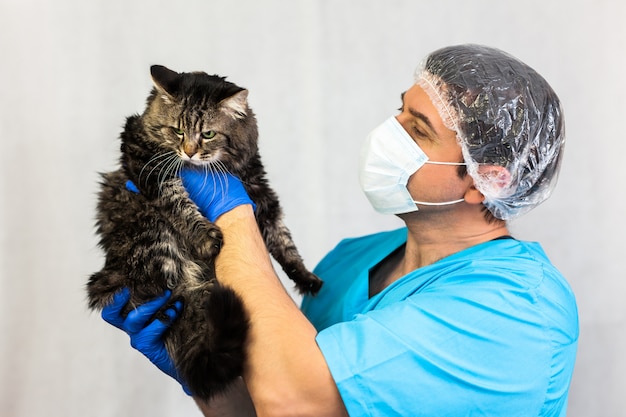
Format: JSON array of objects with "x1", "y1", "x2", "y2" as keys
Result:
[{"x1": 140, "y1": 65, "x2": 258, "y2": 173}]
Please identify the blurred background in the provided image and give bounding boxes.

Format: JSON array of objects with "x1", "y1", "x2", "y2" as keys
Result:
[{"x1": 1, "y1": 0, "x2": 624, "y2": 415}]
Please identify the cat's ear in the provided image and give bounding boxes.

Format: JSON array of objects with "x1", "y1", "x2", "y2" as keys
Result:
[
  {"x1": 150, "y1": 65, "x2": 180, "y2": 100},
  {"x1": 219, "y1": 90, "x2": 248, "y2": 120}
]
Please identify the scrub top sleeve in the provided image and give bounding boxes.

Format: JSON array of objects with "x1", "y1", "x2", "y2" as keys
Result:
[{"x1": 316, "y1": 314, "x2": 416, "y2": 416}]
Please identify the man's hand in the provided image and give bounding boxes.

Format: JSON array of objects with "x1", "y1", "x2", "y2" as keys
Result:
[
  {"x1": 101, "y1": 288, "x2": 190, "y2": 394},
  {"x1": 179, "y1": 168, "x2": 255, "y2": 222}
]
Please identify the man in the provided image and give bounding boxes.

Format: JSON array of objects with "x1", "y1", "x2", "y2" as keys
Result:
[{"x1": 103, "y1": 44, "x2": 578, "y2": 416}]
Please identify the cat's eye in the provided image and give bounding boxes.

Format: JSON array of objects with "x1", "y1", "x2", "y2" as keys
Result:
[
  {"x1": 172, "y1": 127, "x2": 185, "y2": 136},
  {"x1": 201, "y1": 131, "x2": 216, "y2": 140}
]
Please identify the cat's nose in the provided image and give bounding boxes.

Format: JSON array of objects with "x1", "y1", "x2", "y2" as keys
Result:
[{"x1": 183, "y1": 143, "x2": 197, "y2": 158}]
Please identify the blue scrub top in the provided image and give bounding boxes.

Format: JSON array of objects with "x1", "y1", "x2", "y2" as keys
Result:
[{"x1": 301, "y1": 228, "x2": 578, "y2": 417}]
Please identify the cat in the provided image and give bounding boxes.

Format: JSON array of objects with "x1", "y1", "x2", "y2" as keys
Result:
[{"x1": 87, "y1": 65, "x2": 323, "y2": 399}]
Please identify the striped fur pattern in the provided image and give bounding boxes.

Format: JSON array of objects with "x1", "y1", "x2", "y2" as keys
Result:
[{"x1": 87, "y1": 65, "x2": 322, "y2": 399}]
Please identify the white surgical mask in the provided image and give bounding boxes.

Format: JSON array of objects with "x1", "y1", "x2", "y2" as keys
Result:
[{"x1": 359, "y1": 116, "x2": 466, "y2": 215}]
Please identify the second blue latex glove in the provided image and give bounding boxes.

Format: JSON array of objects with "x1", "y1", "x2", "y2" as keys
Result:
[
  {"x1": 101, "y1": 288, "x2": 191, "y2": 395},
  {"x1": 180, "y1": 168, "x2": 256, "y2": 222}
]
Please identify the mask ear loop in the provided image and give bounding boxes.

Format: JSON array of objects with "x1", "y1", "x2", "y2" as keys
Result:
[
  {"x1": 412, "y1": 198, "x2": 465, "y2": 206},
  {"x1": 424, "y1": 161, "x2": 466, "y2": 166},
  {"x1": 413, "y1": 161, "x2": 467, "y2": 206}
]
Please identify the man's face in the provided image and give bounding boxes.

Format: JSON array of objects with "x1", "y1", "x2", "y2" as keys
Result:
[{"x1": 396, "y1": 85, "x2": 472, "y2": 209}]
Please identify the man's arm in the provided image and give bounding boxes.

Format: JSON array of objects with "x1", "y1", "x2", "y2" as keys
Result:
[{"x1": 212, "y1": 205, "x2": 348, "y2": 417}]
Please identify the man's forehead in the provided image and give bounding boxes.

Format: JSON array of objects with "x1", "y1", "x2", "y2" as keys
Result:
[{"x1": 401, "y1": 85, "x2": 457, "y2": 141}]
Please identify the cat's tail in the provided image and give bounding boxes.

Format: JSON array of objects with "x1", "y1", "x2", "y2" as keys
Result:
[{"x1": 173, "y1": 282, "x2": 249, "y2": 400}]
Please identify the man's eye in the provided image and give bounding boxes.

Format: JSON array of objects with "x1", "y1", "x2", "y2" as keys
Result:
[
  {"x1": 412, "y1": 126, "x2": 428, "y2": 138},
  {"x1": 201, "y1": 131, "x2": 216, "y2": 140}
]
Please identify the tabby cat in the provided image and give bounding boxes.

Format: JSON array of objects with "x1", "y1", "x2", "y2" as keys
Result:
[{"x1": 87, "y1": 65, "x2": 322, "y2": 399}]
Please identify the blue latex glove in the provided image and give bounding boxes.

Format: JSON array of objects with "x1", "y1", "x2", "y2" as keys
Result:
[
  {"x1": 125, "y1": 180, "x2": 139, "y2": 193},
  {"x1": 125, "y1": 170, "x2": 255, "y2": 222},
  {"x1": 179, "y1": 168, "x2": 256, "y2": 222},
  {"x1": 101, "y1": 288, "x2": 191, "y2": 395}
]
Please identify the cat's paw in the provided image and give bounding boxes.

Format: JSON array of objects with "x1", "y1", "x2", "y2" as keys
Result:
[
  {"x1": 288, "y1": 268, "x2": 324, "y2": 296},
  {"x1": 198, "y1": 227, "x2": 223, "y2": 259}
]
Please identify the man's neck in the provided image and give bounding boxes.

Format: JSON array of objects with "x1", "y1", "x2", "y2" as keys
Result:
[
  {"x1": 399, "y1": 211, "x2": 509, "y2": 274},
  {"x1": 370, "y1": 209, "x2": 509, "y2": 296}
]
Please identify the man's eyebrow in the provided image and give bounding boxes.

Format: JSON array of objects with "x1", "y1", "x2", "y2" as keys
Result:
[{"x1": 400, "y1": 91, "x2": 436, "y2": 133}]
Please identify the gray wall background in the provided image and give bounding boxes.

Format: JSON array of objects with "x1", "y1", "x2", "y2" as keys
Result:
[{"x1": 1, "y1": 0, "x2": 624, "y2": 416}]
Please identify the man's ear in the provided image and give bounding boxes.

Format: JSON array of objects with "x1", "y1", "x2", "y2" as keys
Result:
[{"x1": 464, "y1": 165, "x2": 512, "y2": 203}]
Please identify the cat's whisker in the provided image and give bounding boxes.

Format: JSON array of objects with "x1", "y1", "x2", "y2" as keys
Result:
[
  {"x1": 139, "y1": 151, "x2": 177, "y2": 186},
  {"x1": 210, "y1": 160, "x2": 235, "y2": 198},
  {"x1": 155, "y1": 156, "x2": 172, "y2": 194},
  {"x1": 207, "y1": 163, "x2": 223, "y2": 202},
  {"x1": 170, "y1": 159, "x2": 185, "y2": 188},
  {"x1": 158, "y1": 154, "x2": 183, "y2": 195},
  {"x1": 193, "y1": 163, "x2": 214, "y2": 201},
  {"x1": 141, "y1": 151, "x2": 177, "y2": 187},
  {"x1": 159, "y1": 154, "x2": 178, "y2": 181},
  {"x1": 214, "y1": 160, "x2": 232, "y2": 176},
  {"x1": 140, "y1": 151, "x2": 174, "y2": 175}
]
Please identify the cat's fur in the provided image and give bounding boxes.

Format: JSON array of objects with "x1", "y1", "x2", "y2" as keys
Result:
[{"x1": 87, "y1": 65, "x2": 322, "y2": 399}]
